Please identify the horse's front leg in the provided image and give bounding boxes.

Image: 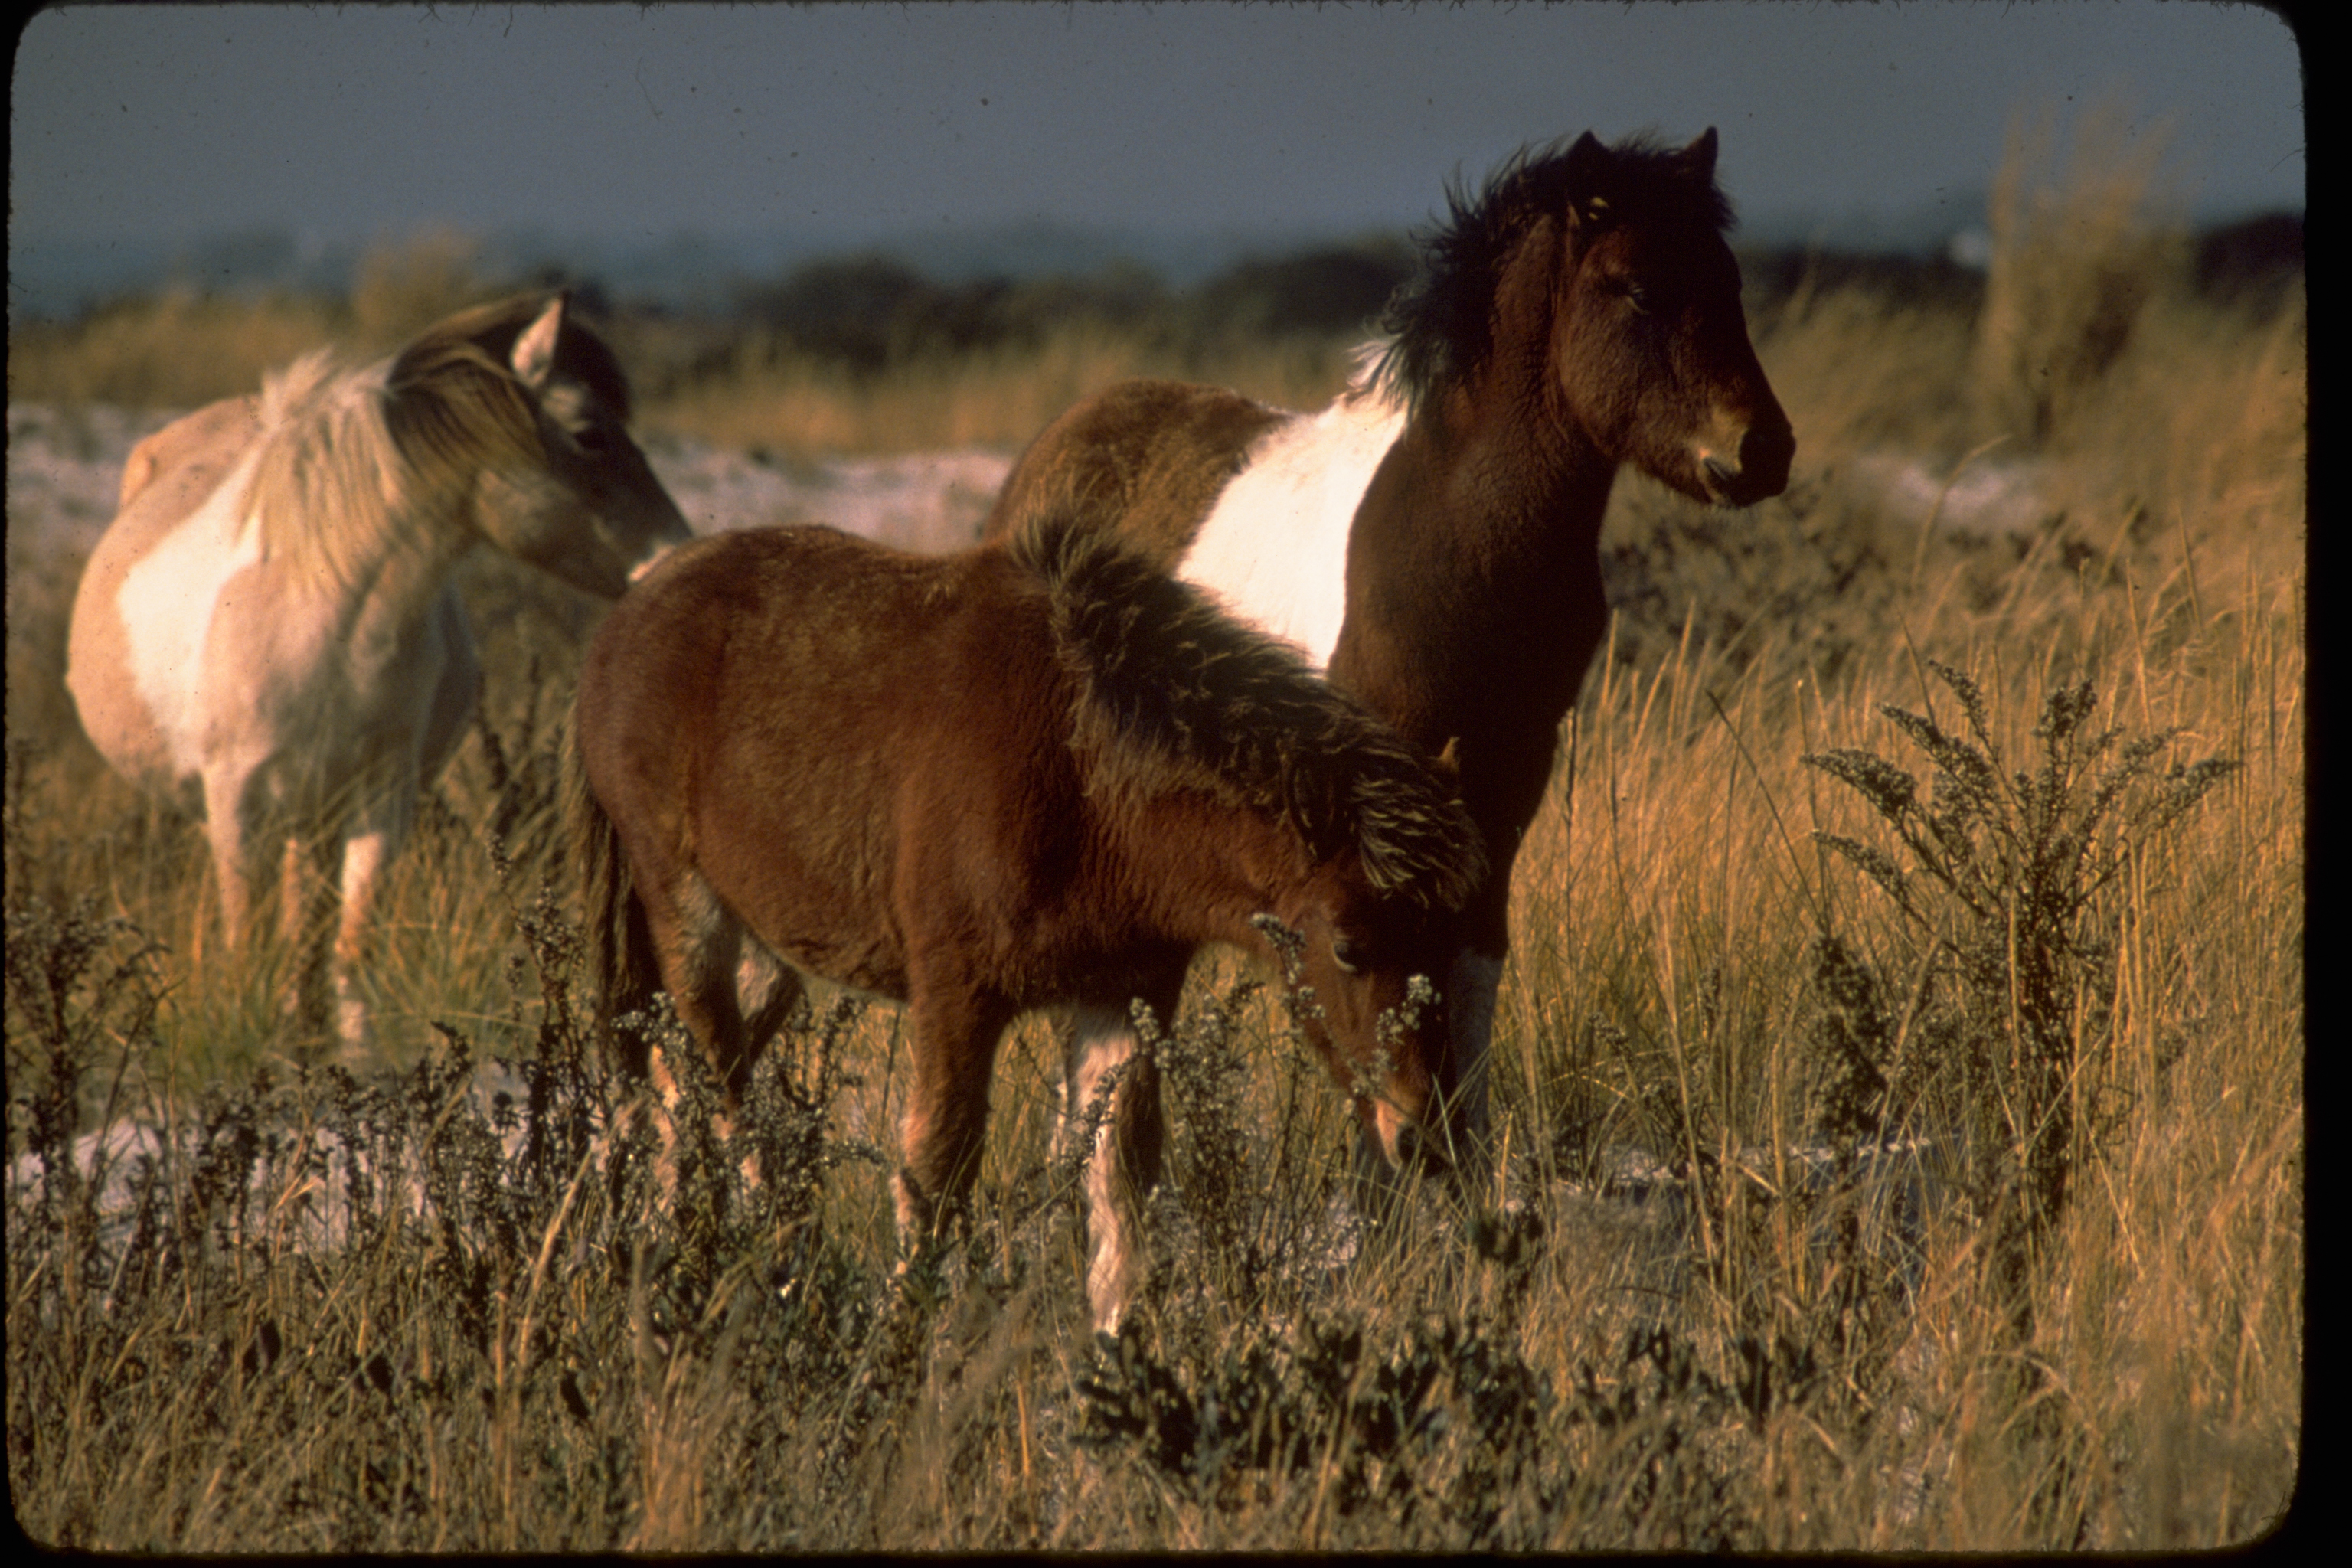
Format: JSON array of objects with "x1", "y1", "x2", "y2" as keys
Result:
[
  {"x1": 893, "y1": 979, "x2": 1015, "y2": 1264},
  {"x1": 1059, "y1": 985, "x2": 1177, "y2": 1334},
  {"x1": 1440, "y1": 946, "x2": 1503, "y2": 1181},
  {"x1": 320, "y1": 779, "x2": 420, "y2": 1058},
  {"x1": 201, "y1": 760, "x2": 276, "y2": 954}
]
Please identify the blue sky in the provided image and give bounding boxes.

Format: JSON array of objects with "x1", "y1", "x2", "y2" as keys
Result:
[{"x1": 11, "y1": 2, "x2": 2303, "y2": 258}]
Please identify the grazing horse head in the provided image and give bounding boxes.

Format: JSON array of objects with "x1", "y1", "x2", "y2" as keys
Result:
[{"x1": 1377, "y1": 127, "x2": 1795, "y2": 508}]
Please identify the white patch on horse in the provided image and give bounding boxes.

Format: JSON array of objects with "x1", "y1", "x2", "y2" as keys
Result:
[
  {"x1": 114, "y1": 447, "x2": 266, "y2": 780},
  {"x1": 1178, "y1": 381, "x2": 1407, "y2": 670},
  {"x1": 1062, "y1": 1003, "x2": 1145, "y2": 1332}
]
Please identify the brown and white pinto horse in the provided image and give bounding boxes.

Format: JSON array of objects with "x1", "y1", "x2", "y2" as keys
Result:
[
  {"x1": 67, "y1": 293, "x2": 691, "y2": 1053},
  {"x1": 570, "y1": 514, "x2": 1483, "y2": 1329},
  {"x1": 982, "y1": 129, "x2": 1795, "y2": 1177}
]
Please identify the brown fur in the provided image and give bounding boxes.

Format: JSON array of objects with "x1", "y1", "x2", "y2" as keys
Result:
[
  {"x1": 988, "y1": 380, "x2": 1286, "y2": 570},
  {"x1": 1018, "y1": 513, "x2": 1482, "y2": 910},
  {"x1": 571, "y1": 514, "x2": 1479, "y2": 1322},
  {"x1": 978, "y1": 132, "x2": 1795, "y2": 1153}
]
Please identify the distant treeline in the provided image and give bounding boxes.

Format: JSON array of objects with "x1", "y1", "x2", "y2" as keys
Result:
[
  {"x1": 686, "y1": 234, "x2": 1419, "y2": 374},
  {"x1": 8, "y1": 210, "x2": 2295, "y2": 416},
  {"x1": 589, "y1": 210, "x2": 2298, "y2": 382}
]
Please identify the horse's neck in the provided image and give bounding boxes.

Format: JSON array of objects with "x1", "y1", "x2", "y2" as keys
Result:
[
  {"x1": 258, "y1": 406, "x2": 482, "y2": 653},
  {"x1": 1333, "y1": 370, "x2": 1616, "y2": 746},
  {"x1": 1431, "y1": 217, "x2": 1622, "y2": 549},
  {"x1": 1105, "y1": 788, "x2": 1294, "y2": 947}
]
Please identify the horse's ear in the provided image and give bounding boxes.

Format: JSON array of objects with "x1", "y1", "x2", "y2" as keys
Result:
[
  {"x1": 1679, "y1": 127, "x2": 1720, "y2": 181},
  {"x1": 1562, "y1": 131, "x2": 1613, "y2": 230},
  {"x1": 1432, "y1": 736, "x2": 1463, "y2": 789},
  {"x1": 511, "y1": 293, "x2": 568, "y2": 390},
  {"x1": 1563, "y1": 130, "x2": 1608, "y2": 172}
]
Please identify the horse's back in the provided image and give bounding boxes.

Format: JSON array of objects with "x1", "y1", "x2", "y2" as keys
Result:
[
  {"x1": 577, "y1": 526, "x2": 1060, "y2": 996},
  {"x1": 984, "y1": 378, "x2": 1288, "y2": 566},
  {"x1": 67, "y1": 396, "x2": 270, "y2": 789},
  {"x1": 583, "y1": 528, "x2": 1041, "y2": 792},
  {"x1": 116, "y1": 394, "x2": 263, "y2": 511}
]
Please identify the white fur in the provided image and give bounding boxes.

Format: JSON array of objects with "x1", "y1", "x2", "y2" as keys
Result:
[
  {"x1": 114, "y1": 449, "x2": 265, "y2": 779},
  {"x1": 1177, "y1": 381, "x2": 1407, "y2": 669},
  {"x1": 1061, "y1": 1003, "x2": 1148, "y2": 1332}
]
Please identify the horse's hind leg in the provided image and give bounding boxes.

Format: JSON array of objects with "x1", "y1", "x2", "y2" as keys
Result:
[
  {"x1": 1059, "y1": 985, "x2": 1176, "y2": 1334},
  {"x1": 736, "y1": 938, "x2": 808, "y2": 1069},
  {"x1": 204, "y1": 760, "x2": 329, "y2": 1047},
  {"x1": 642, "y1": 869, "x2": 763, "y2": 1104},
  {"x1": 893, "y1": 977, "x2": 1016, "y2": 1259},
  {"x1": 201, "y1": 763, "x2": 273, "y2": 953}
]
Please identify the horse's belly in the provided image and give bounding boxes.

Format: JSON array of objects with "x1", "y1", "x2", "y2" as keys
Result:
[
  {"x1": 702, "y1": 838, "x2": 912, "y2": 1002},
  {"x1": 1175, "y1": 393, "x2": 1406, "y2": 669},
  {"x1": 67, "y1": 449, "x2": 265, "y2": 789}
]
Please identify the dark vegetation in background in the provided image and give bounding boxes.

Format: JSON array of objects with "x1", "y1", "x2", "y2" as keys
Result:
[
  {"x1": 15, "y1": 209, "x2": 2294, "y2": 418},
  {"x1": 615, "y1": 234, "x2": 1420, "y2": 395},
  {"x1": 587, "y1": 210, "x2": 2296, "y2": 401},
  {"x1": 2188, "y1": 211, "x2": 2304, "y2": 311}
]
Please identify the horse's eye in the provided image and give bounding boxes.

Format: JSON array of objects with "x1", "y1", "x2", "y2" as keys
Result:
[{"x1": 1332, "y1": 937, "x2": 1365, "y2": 975}]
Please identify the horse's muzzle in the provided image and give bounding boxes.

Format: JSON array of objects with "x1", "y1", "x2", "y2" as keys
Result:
[
  {"x1": 1698, "y1": 417, "x2": 1795, "y2": 506},
  {"x1": 629, "y1": 539, "x2": 684, "y2": 585},
  {"x1": 1377, "y1": 1107, "x2": 1453, "y2": 1177}
]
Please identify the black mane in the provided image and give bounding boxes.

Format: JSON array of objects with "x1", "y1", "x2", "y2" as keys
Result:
[
  {"x1": 1011, "y1": 513, "x2": 1484, "y2": 913},
  {"x1": 1373, "y1": 132, "x2": 1736, "y2": 416}
]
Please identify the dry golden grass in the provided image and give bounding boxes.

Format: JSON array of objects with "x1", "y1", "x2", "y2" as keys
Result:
[
  {"x1": 5, "y1": 231, "x2": 495, "y2": 410},
  {"x1": 6, "y1": 133, "x2": 2301, "y2": 1548},
  {"x1": 642, "y1": 325, "x2": 1361, "y2": 455}
]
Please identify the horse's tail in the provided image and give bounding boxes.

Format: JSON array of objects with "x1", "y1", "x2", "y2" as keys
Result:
[{"x1": 566, "y1": 718, "x2": 658, "y2": 1081}]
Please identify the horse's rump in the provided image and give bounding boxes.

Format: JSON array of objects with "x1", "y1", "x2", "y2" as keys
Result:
[{"x1": 573, "y1": 528, "x2": 1067, "y2": 1004}]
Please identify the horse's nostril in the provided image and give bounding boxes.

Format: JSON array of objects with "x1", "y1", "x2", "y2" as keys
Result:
[
  {"x1": 1743, "y1": 423, "x2": 1795, "y2": 483},
  {"x1": 1703, "y1": 454, "x2": 1738, "y2": 489},
  {"x1": 1390, "y1": 1119, "x2": 1451, "y2": 1174}
]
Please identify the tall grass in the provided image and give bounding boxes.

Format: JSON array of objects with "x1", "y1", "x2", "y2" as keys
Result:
[
  {"x1": 6, "y1": 129, "x2": 2301, "y2": 1547},
  {"x1": 641, "y1": 323, "x2": 1359, "y2": 455},
  {"x1": 5, "y1": 231, "x2": 495, "y2": 410},
  {"x1": 5, "y1": 230, "x2": 1368, "y2": 452},
  {"x1": 1971, "y1": 100, "x2": 2189, "y2": 449}
]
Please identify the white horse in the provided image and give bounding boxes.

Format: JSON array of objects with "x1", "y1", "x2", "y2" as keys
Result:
[{"x1": 67, "y1": 292, "x2": 691, "y2": 1053}]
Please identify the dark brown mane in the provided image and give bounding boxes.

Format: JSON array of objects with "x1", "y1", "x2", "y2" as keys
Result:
[
  {"x1": 1374, "y1": 132, "x2": 1737, "y2": 415},
  {"x1": 380, "y1": 293, "x2": 636, "y2": 485},
  {"x1": 1012, "y1": 513, "x2": 1483, "y2": 912},
  {"x1": 391, "y1": 292, "x2": 635, "y2": 417}
]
